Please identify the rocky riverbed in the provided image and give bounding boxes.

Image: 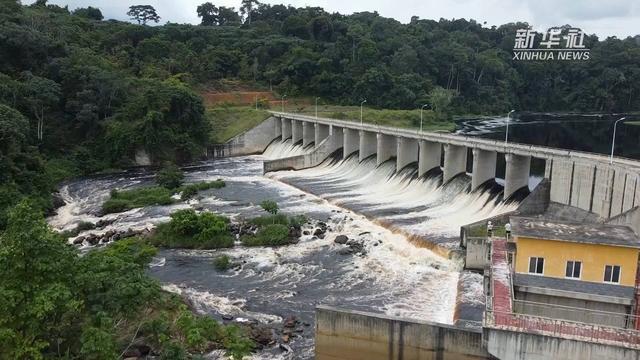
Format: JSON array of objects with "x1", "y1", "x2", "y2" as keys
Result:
[{"x1": 48, "y1": 155, "x2": 471, "y2": 359}]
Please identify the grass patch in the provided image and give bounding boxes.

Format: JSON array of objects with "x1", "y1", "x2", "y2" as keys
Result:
[
  {"x1": 293, "y1": 105, "x2": 456, "y2": 132},
  {"x1": 150, "y1": 209, "x2": 235, "y2": 249},
  {"x1": 206, "y1": 104, "x2": 454, "y2": 145},
  {"x1": 207, "y1": 106, "x2": 270, "y2": 143},
  {"x1": 102, "y1": 180, "x2": 226, "y2": 214},
  {"x1": 242, "y1": 224, "x2": 292, "y2": 247},
  {"x1": 102, "y1": 187, "x2": 174, "y2": 214},
  {"x1": 179, "y1": 179, "x2": 226, "y2": 200},
  {"x1": 248, "y1": 214, "x2": 306, "y2": 228}
]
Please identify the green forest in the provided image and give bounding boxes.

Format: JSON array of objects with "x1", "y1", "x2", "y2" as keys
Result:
[{"x1": 0, "y1": 0, "x2": 639, "y2": 357}]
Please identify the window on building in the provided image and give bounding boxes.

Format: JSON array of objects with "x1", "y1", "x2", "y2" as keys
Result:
[
  {"x1": 528, "y1": 257, "x2": 544, "y2": 275},
  {"x1": 565, "y1": 260, "x2": 582, "y2": 279},
  {"x1": 604, "y1": 265, "x2": 621, "y2": 283}
]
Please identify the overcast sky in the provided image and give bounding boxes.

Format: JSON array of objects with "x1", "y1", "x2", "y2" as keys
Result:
[{"x1": 33, "y1": 0, "x2": 640, "y2": 38}]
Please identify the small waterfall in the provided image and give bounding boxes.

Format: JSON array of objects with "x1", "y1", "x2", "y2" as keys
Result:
[{"x1": 262, "y1": 139, "x2": 309, "y2": 160}]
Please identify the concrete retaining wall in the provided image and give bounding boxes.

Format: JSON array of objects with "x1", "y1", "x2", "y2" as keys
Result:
[
  {"x1": 225, "y1": 117, "x2": 278, "y2": 156},
  {"x1": 514, "y1": 292, "x2": 630, "y2": 328},
  {"x1": 485, "y1": 328, "x2": 640, "y2": 360},
  {"x1": 316, "y1": 305, "x2": 489, "y2": 360}
]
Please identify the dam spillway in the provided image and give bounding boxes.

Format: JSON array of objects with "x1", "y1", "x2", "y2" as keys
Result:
[
  {"x1": 225, "y1": 113, "x2": 640, "y2": 221},
  {"x1": 263, "y1": 143, "x2": 519, "y2": 249}
]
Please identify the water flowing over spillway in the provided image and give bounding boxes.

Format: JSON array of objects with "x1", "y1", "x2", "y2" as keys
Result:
[
  {"x1": 262, "y1": 139, "x2": 310, "y2": 159},
  {"x1": 265, "y1": 142, "x2": 519, "y2": 249},
  {"x1": 48, "y1": 140, "x2": 518, "y2": 359}
]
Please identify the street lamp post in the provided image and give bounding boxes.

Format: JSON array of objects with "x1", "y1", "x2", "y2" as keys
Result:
[
  {"x1": 360, "y1": 100, "x2": 367, "y2": 125},
  {"x1": 610, "y1": 117, "x2": 626, "y2": 164},
  {"x1": 420, "y1": 104, "x2": 430, "y2": 132},
  {"x1": 505, "y1": 109, "x2": 515, "y2": 146},
  {"x1": 281, "y1": 95, "x2": 287, "y2": 113},
  {"x1": 315, "y1": 97, "x2": 320, "y2": 118}
]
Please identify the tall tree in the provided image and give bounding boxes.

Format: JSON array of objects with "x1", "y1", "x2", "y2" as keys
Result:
[
  {"x1": 240, "y1": 0, "x2": 259, "y2": 25},
  {"x1": 72, "y1": 6, "x2": 103, "y2": 20},
  {"x1": 127, "y1": 5, "x2": 160, "y2": 25},
  {"x1": 218, "y1": 6, "x2": 241, "y2": 26},
  {"x1": 197, "y1": 2, "x2": 218, "y2": 26},
  {"x1": 21, "y1": 74, "x2": 61, "y2": 141}
]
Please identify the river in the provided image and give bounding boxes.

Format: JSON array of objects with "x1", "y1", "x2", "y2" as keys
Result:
[{"x1": 48, "y1": 130, "x2": 525, "y2": 359}]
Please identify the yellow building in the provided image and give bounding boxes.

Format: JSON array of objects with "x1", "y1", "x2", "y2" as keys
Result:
[{"x1": 508, "y1": 216, "x2": 640, "y2": 328}]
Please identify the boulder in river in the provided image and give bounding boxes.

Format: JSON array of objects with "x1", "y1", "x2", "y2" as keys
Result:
[
  {"x1": 283, "y1": 315, "x2": 298, "y2": 328},
  {"x1": 334, "y1": 235, "x2": 349, "y2": 244},
  {"x1": 250, "y1": 324, "x2": 275, "y2": 346}
]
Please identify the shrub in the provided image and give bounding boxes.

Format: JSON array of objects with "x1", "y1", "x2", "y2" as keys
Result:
[
  {"x1": 242, "y1": 224, "x2": 291, "y2": 247},
  {"x1": 76, "y1": 221, "x2": 96, "y2": 232},
  {"x1": 151, "y1": 210, "x2": 234, "y2": 249},
  {"x1": 156, "y1": 164, "x2": 184, "y2": 189},
  {"x1": 180, "y1": 179, "x2": 225, "y2": 200},
  {"x1": 223, "y1": 325, "x2": 254, "y2": 360},
  {"x1": 248, "y1": 214, "x2": 289, "y2": 227},
  {"x1": 259, "y1": 200, "x2": 278, "y2": 215},
  {"x1": 213, "y1": 255, "x2": 232, "y2": 271},
  {"x1": 289, "y1": 214, "x2": 307, "y2": 228}
]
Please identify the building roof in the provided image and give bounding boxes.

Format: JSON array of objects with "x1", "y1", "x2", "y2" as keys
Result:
[
  {"x1": 510, "y1": 216, "x2": 640, "y2": 248},
  {"x1": 514, "y1": 273, "x2": 635, "y2": 300}
]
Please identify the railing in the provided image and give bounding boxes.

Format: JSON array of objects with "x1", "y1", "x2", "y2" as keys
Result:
[
  {"x1": 271, "y1": 111, "x2": 640, "y2": 169},
  {"x1": 513, "y1": 299, "x2": 639, "y2": 329},
  {"x1": 484, "y1": 309, "x2": 640, "y2": 349}
]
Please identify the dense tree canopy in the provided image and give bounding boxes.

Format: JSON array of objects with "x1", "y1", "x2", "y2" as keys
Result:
[{"x1": 0, "y1": 0, "x2": 638, "y2": 227}]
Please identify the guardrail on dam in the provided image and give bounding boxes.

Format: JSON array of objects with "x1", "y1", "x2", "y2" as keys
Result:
[{"x1": 223, "y1": 112, "x2": 640, "y2": 220}]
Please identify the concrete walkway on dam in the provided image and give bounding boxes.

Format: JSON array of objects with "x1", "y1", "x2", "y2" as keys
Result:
[{"x1": 222, "y1": 112, "x2": 640, "y2": 222}]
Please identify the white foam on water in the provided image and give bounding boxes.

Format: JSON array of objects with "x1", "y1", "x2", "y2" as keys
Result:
[
  {"x1": 267, "y1": 154, "x2": 519, "y2": 242},
  {"x1": 162, "y1": 284, "x2": 282, "y2": 324}
]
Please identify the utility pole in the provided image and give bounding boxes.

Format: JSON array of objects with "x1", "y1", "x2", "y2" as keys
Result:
[
  {"x1": 610, "y1": 117, "x2": 626, "y2": 164},
  {"x1": 505, "y1": 109, "x2": 515, "y2": 146},
  {"x1": 281, "y1": 94, "x2": 287, "y2": 113},
  {"x1": 420, "y1": 104, "x2": 430, "y2": 132}
]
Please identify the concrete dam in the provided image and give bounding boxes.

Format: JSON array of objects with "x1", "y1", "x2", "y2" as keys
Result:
[
  {"x1": 221, "y1": 113, "x2": 640, "y2": 221},
  {"x1": 207, "y1": 113, "x2": 640, "y2": 359}
]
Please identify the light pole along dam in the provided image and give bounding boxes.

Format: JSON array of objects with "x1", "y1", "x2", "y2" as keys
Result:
[{"x1": 220, "y1": 112, "x2": 640, "y2": 222}]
